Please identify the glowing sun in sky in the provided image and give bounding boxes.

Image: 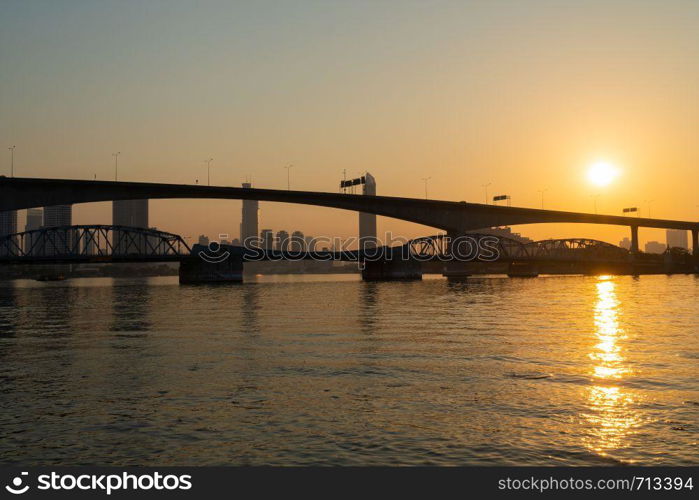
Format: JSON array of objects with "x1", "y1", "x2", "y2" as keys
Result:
[{"x1": 587, "y1": 161, "x2": 620, "y2": 187}]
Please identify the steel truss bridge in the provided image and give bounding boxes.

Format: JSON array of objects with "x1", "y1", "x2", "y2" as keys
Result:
[
  {"x1": 408, "y1": 233, "x2": 631, "y2": 263},
  {"x1": 0, "y1": 225, "x2": 191, "y2": 263},
  {"x1": 0, "y1": 225, "x2": 633, "y2": 265}
]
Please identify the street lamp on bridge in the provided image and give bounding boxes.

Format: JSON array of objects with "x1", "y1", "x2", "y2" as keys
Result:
[
  {"x1": 421, "y1": 177, "x2": 431, "y2": 199},
  {"x1": 112, "y1": 152, "x2": 120, "y2": 181},
  {"x1": 203, "y1": 158, "x2": 213, "y2": 186},
  {"x1": 482, "y1": 182, "x2": 491, "y2": 204},
  {"x1": 8, "y1": 145, "x2": 15, "y2": 177},
  {"x1": 285, "y1": 164, "x2": 293, "y2": 190},
  {"x1": 537, "y1": 188, "x2": 548, "y2": 209}
]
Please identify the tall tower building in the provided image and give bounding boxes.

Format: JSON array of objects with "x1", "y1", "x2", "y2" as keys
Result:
[
  {"x1": 0, "y1": 210, "x2": 17, "y2": 236},
  {"x1": 666, "y1": 229, "x2": 688, "y2": 250},
  {"x1": 290, "y1": 230, "x2": 305, "y2": 252},
  {"x1": 43, "y1": 205, "x2": 73, "y2": 255},
  {"x1": 25, "y1": 208, "x2": 43, "y2": 231},
  {"x1": 44, "y1": 205, "x2": 72, "y2": 227},
  {"x1": 113, "y1": 200, "x2": 149, "y2": 228},
  {"x1": 276, "y1": 230, "x2": 289, "y2": 252},
  {"x1": 0, "y1": 210, "x2": 18, "y2": 257},
  {"x1": 240, "y1": 183, "x2": 259, "y2": 246},
  {"x1": 260, "y1": 229, "x2": 274, "y2": 249},
  {"x1": 24, "y1": 208, "x2": 43, "y2": 255},
  {"x1": 112, "y1": 199, "x2": 149, "y2": 255},
  {"x1": 359, "y1": 172, "x2": 377, "y2": 248}
]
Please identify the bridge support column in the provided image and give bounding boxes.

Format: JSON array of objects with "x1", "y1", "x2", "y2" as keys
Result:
[
  {"x1": 361, "y1": 258, "x2": 421, "y2": 281},
  {"x1": 179, "y1": 244, "x2": 244, "y2": 284},
  {"x1": 440, "y1": 231, "x2": 472, "y2": 280},
  {"x1": 442, "y1": 260, "x2": 472, "y2": 280},
  {"x1": 360, "y1": 245, "x2": 421, "y2": 281},
  {"x1": 630, "y1": 225, "x2": 639, "y2": 255},
  {"x1": 693, "y1": 229, "x2": 699, "y2": 272},
  {"x1": 628, "y1": 225, "x2": 641, "y2": 274}
]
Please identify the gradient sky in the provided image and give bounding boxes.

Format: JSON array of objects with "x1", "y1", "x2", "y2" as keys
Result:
[{"x1": 1, "y1": 0, "x2": 698, "y2": 246}]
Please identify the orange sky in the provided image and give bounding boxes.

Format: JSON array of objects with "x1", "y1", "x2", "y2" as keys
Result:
[{"x1": 1, "y1": 1, "x2": 698, "y2": 247}]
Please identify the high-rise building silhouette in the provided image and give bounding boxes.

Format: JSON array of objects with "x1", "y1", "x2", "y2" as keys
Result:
[
  {"x1": 43, "y1": 205, "x2": 73, "y2": 255},
  {"x1": 25, "y1": 208, "x2": 43, "y2": 231},
  {"x1": 0, "y1": 210, "x2": 18, "y2": 257},
  {"x1": 260, "y1": 229, "x2": 274, "y2": 249},
  {"x1": 113, "y1": 200, "x2": 148, "y2": 228},
  {"x1": 24, "y1": 208, "x2": 43, "y2": 255},
  {"x1": 44, "y1": 205, "x2": 72, "y2": 227},
  {"x1": 291, "y1": 230, "x2": 305, "y2": 252},
  {"x1": 276, "y1": 230, "x2": 289, "y2": 252},
  {"x1": 112, "y1": 200, "x2": 149, "y2": 255},
  {"x1": 359, "y1": 172, "x2": 377, "y2": 248},
  {"x1": 666, "y1": 229, "x2": 688, "y2": 250},
  {"x1": 240, "y1": 183, "x2": 259, "y2": 246}
]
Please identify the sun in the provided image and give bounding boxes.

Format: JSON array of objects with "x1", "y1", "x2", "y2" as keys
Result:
[{"x1": 587, "y1": 161, "x2": 620, "y2": 187}]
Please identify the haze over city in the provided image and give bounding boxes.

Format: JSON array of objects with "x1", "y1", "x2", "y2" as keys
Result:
[{"x1": 2, "y1": 0, "x2": 698, "y2": 245}]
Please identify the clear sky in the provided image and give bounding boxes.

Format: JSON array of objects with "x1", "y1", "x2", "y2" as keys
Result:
[{"x1": 1, "y1": 0, "x2": 698, "y2": 245}]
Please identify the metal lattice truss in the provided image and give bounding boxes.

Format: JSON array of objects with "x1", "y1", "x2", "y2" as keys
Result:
[
  {"x1": 0, "y1": 225, "x2": 190, "y2": 262},
  {"x1": 409, "y1": 234, "x2": 630, "y2": 262}
]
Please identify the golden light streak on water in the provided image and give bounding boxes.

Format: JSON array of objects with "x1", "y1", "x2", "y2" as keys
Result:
[{"x1": 583, "y1": 275, "x2": 642, "y2": 459}]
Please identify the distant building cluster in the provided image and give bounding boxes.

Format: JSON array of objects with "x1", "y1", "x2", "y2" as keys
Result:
[
  {"x1": 619, "y1": 229, "x2": 691, "y2": 254},
  {"x1": 0, "y1": 197, "x2": 153, "y2": 257},
  {"x1": 474, "y1": 226, "x2": 533, "y2": 244}
]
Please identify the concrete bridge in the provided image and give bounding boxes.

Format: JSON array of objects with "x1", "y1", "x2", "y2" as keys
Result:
[{"x1": 2, "y1": 177, "x2": 698, "y2": 256}]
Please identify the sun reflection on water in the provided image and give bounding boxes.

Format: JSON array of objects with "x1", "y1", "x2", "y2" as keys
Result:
[{"x1": 582, "y1": 275, "x2": 642, "y2": 459}]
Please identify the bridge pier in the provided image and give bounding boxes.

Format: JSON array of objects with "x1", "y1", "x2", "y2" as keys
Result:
[
  {"x1": 693, "y1": 229, "x2": 699, "y2": 272},
  {"x1": 442, "y1": 261, "x2": 471, "y2": 280},
  {"x1": 629, "y1": 225, "x2": 641, "y2": 274},
  {"x1": 360, "y1": 245, "x2": 421, "y2": 281},
  {"x1": 178, "y1": 244, "x2": 244, "y2": 284},
  {"x1": 361, "y1": 259, "x2": 422, "y2": 281},
  {"x1": 507, "y1": 261, "x2": 539, "y2": 277}
]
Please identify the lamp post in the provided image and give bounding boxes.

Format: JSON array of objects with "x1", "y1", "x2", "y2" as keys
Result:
[
  {"x1": 482, "y1": 182, "x2": 491, "y2": 204},
  {"x1": 537, "y1": 188, "x2": 548, "y2": 209},
  {"x1": 644, "y1": 199, "x2": 654, "y2": 218},
  {"x1": 284, "y1": 164, "x2": 293, "y2": 190},
  {"x1": 8, "y1": 145, "x2": 15, "y2": 177},
  {"x1": 421, "y1": 177, "x2": 431, "y2": 199},
  {"x1": 112, "y1": 152, "x2": 120, "y2": 181},
  {"x1": 591, "y1": 194, "x2": 600, "y2": 215},
  {"x1": 204, "y1": 158, "x2": 213, "y2": 186}
]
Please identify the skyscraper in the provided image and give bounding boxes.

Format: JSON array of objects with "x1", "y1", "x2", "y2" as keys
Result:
[
  {"x1": 24, "y1": 208, "x2": 43, "y2": 255},
  {"x1": 25, "y1": 208, "x2": 43, "y2": 231},
  {"x1": 0, "y1": 210, "x2": 17, "y2": 236},
  {"x1": 112, "y1": 200, "x2": 149, "y2": 255},
  {"x1": 0, "y1": 210, "x2": 18, "y2": 257},
  {"x1": 666, "y1": 229, "x2": 688, "y2": 250},
  {"x1": 44, "y1": 205, "x2": 72, "y2": 227},
  {"x1": 260, "y1": 229, "x2": 274, "y2": 249},
  {"x1": 43, "y1": 205, "x2": 73, "y2": 255},
  {"x1": 359, "y1": 172, "x2": 377, "y2": 248},
  {"x1": 113, "y1": 200, "x2": 149, "y2": 228},
  {"x1": 290, "y1": 230, "x2": 305, "y2": 252},
  {"x1": 240, "y1": 183, "x2": 259, "y2": 246},
  {"x1": 276, "y1": 230, "x2": 289, "y2": 252}
]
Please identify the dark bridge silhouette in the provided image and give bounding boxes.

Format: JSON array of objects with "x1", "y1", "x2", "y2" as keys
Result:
[
  {"x1": 0, "y1": 225, "x2": 190, "y2": 263},
  {"x1": 2, "y1": 176, "x2": 698, "y2": 260}
]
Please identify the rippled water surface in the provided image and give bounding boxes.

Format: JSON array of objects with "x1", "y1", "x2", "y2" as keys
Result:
[{"x1": 1, "y1": 274, "x2": 697, "y2": 465}]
